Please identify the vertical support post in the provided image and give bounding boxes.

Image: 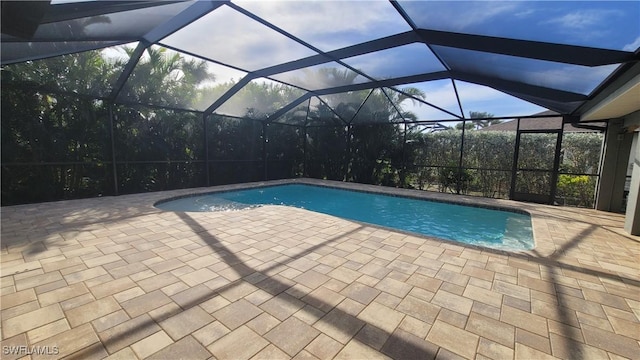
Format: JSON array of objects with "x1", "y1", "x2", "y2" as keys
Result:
[
  {"x1": 263, "y1": 122, "x2": 268, "y2": 181},
  {"x1": 108, "y1": 103, "x2": 119, "y2": 196},
  {"x1": 203, "y1": 113, "x2": 210, "y2": 187},
  {"x1": 302, "y1": 98, "x2": 311, "y2": 178},
  {"x1": 302, "y1": 125, "x2": 308, "y2": 177},
  {"x1": 509, "y1": 118, "x2": 521, "y2": 199},
  {"x1": 401, "y1": 123, "x2": 407, "y2": 188},
  {"x1": 625, "y1": 131, "x2": 640, "y2": 234},
  {"x1": 345, "y1": 124, "x2": 352, "y2": 181},
  {"x1": 457, "y1": 120, "x2": 466, "y2": 194},
  {"x1": 595, "y1": 119, "x2": 632, "y2": 211},
  {"x1": 594, "y1": 121, "x2": 609, "y2": 208},
  {"x1": 549, "y1": 118, "x2": 566, "y2": 205}
]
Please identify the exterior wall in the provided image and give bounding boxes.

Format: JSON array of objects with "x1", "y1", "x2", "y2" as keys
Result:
[
  {"x1": 624, "y1": 111, "x2": 640, "y2": 234},
  {"x1": 596, "y1": 119, "x2": 633, "y2": 212}
]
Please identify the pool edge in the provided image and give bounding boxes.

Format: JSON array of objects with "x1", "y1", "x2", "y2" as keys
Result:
[{"x1": 153, "y1": 178, "x2": 538, "y2": 254}]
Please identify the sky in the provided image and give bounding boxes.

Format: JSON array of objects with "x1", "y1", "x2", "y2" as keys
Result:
[
  {"x1": 109, "y1": 1, "x2": 639, "y2": 118},
  {"x1": 394, "y1": 79, "x2": 547, "y2": 120},
  {"x1": 398, "y1": 1, "x2": 640, "y2": 51}
]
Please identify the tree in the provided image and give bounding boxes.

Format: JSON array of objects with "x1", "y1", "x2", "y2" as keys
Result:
[
  {"x1": 455, "y1": 111, "x2": 501, "y2": 130},
  {"x1": 113, "y1": 46, "x2": 218, "y2": 193},
  {"x1": 469, "y1": 111, "x2": 501, "y2": 129},
  {"x1": 3, "y1": 47, "x2": 605, "y2": 209},
  {"x1": 347, "y1": 87, "x2": 426, "y2": 186},
  {"x1": 2, "y1": 45, "x2": 220, "y2": 202},
  {"x1": 211, "y1": 80, "x2": 304, "y2": 120},
  {"x1": 2, "y1": 49, "x2": 118, "y2": 204},
  {"x1": 121, "y1": 46, "x2": 213, "y2": 109},
  {"x1": 455, "y1": 122, "x2": 475, "y2": 130}
]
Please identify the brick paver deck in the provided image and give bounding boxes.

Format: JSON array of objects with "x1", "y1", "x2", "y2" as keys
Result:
[{"x1": 1, "y1": 179, "x2": 639, "y2": 359}]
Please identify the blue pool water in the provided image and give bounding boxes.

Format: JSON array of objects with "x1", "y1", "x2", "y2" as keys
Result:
[{"x1": 156, "y1": 184, "x2": 534, "y2": 250}]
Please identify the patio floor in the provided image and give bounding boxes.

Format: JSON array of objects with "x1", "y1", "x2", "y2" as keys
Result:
[{"x1": 1, "y1": 179, "x2": 639, "y2": 359}]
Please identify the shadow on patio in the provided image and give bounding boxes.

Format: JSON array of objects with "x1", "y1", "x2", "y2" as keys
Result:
[
  {"x1": 3, "y1": 190, "x2": 639, "y2": 359},
  {"x1": 69, "y1": 211, "x2": 440, "y2": 358}
]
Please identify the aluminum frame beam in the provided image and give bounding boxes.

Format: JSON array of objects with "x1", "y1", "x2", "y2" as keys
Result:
[
  {"x1": 253, "y1": 31, "x2": 421, "y2": 78},
  {"x1": 417, "y1": 29, "x2": 636, "y2": 67},
  {"x1": 109, "y1": 0, "x2": 224, "y2": 101},
  {"x1": 40, "y1": 1, "x2": 191, "y2": 25},
  {"x1": 450, "y1": 71, "x2": 588, "y2": 103},
  {"x1": 4, "y1": 0, "x2": 637, "y2": 119}
]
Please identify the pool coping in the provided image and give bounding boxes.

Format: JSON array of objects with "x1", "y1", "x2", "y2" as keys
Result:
[{"x1": 153, "y1": 179, "x2": 531, "y2": 216}]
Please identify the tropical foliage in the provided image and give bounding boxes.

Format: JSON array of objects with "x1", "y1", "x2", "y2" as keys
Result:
[
  {"x1": 2, "y1": 46, "x2": 604, "y2": 208},
  {"x1": 455, "y1": 111, "x2": 501, "y2": 130}
]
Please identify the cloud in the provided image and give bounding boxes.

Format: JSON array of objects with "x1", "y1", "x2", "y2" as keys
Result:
[
  {"x1": 399, "y1": 80, "x2": 545, "y2": 121},
  {"x1": 343, "y1": 43, "x2": 445, "y2": 80},
  {"x1": 455, "y1": 81, "x2": 545, "y2": 118},
  {"x1": 547, "y1": 11, "x2": 599, "y2": 30},
  {"x1": 398, "y1": 80, "x2": 461, "y2": 120},
  {"x1": 624, "y1": 36, "x2": 640, "y2": 52},
  {"x1": 233, "y1": 0, "x2": 411, "y2": 51},
  {"x1": 514, "y1": 9, "x2": 537, "y2": 18},
  {"x1": 518, "y1": 64, "x2": 617, "y2": 95},
  {"x1": 543, "y1": 9, "x2": 623, "y2": 35},
  {"x1": 204, "y1": 62, "x2": 248, "y2": 85},
  {"x1": 160, "y1": 5, "x2": 318, "y2": 71},
  {"x1": 398, "y1": 1, "x2": 522, "y2": 33}
]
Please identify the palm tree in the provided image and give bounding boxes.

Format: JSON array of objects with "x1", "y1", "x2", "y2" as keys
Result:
[
  {"x1": 122, "y1": 46, "x2": 213, "y2": 109},
  {"x1": 470, "y1": 111, "x2": 501, "y2": 129},
  {"x1": 455, "y1": 112, "x2": 501, "y2": 130},
  {"x1": 1, "y1": 48, "x2": 121, "y2": 203}
]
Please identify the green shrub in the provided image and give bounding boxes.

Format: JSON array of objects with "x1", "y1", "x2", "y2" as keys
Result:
[{"x1": 556, "y1": 174, "x2": 596, "y2": 208}]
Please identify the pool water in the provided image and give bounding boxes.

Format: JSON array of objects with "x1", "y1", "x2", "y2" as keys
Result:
[{"x1": 156, "y1": 184, "x2": 534, "y2": 250}]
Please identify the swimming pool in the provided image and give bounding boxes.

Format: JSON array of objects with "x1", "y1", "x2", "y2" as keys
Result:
[{"x1": 156, "y1": 184, "x2": 534, "y2": 250}]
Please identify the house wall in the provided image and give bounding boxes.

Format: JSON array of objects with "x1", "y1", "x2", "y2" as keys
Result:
[
  {"x1": 623, "y1": 111, "x2": 640, "y2": 234},
  {"x1": 595, "y1": 110, "x2": 640, "y2": 235},
  {"x1": 596, "y1": 119, "x2": 633, "y2": 212}
]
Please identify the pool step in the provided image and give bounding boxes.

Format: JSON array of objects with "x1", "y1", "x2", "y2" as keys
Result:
[{"x1": 503, "y1": 216, "x2": 533, "y2": 249}]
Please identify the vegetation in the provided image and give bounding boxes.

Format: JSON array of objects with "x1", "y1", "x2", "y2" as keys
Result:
[
  {"x1": 556, "y1": 174, "x2": 597, "y2": 207},
  {"x1": 455, "y1": 111, "x2": 501, "y2": 130},
  {"x1": 1, "y1": 46, "x2": 604, "y2": 208}
]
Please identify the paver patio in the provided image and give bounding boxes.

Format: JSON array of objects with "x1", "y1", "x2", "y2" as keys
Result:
[{"x1": 1, "y1": 179, "x2": 639, "y2": 359}]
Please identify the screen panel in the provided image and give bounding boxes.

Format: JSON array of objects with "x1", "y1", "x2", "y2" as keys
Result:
[
  {"x1": 269, "y1": 61, "x2": 370, "y2": 91},
  {"x1": 2, "y1": 43, "x2": 135, "y2": 97},
  {"x1": 9, "y1": 1, "x2": 194, "y2": 42},
  {"x1": 343, "y1": 43, "x2": 446, "y2": 80},
  {"x1": 117, "y1": 45, "x2": 249, "y2": 111},
  {"x1": 434, "y1": 46, "x2": 618, "y2": 96},
  {"x1": 318, "y1": 90, "x2": 371, "y2": 124},
  {"x1": 351, "y1": 89, "x2": 404, "y2": 124},
  {"x1": 161, "y1": 5, "x2": 319, "y2": 71},
  {"x1": 234, "y1": 0, "x2": 412, "y2": 52},
  {"x1": 399, "y1": 0, "x2": 640, "y2": 51},
  {"x1": 215, "y1": 78, "x2": 305, "y2": 120}
]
